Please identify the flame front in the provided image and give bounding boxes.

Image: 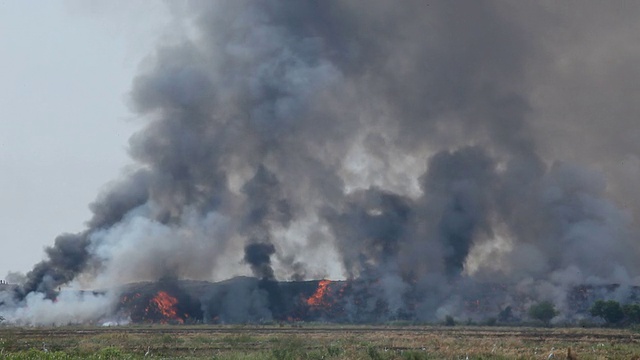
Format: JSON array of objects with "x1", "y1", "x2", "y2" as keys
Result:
[
  {"x1": 307, "y1": 280, "x2": 331, "y2": 307},
  {"x1": 149, "y1": 291, "x2": 184, "y2": 324}
]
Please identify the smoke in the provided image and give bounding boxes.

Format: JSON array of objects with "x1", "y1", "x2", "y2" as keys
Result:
[
  {"x1": 202, "y1": 277, "x2": 272, "y2": 323},
  {"x1": 420, "y1": 147, "x2": 498, "y2": 277},
  {"x1": 0, "y1": 289, "x2": 117, "y2": 326},
  {"x1": 4, "y1": 0, "x2": 640, "y2": 324},
  {"x1": 18, "y1": 232, "x2": 91, "y2": 298},
  {"x1": 244, "y1": 243, "x2": 276, "y2": 280}
]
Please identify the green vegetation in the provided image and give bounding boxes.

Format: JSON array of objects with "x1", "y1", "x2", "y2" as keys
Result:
[
  {"x1": 591, "y1": 300, "x2": 625, "y2": 325},
  {"x1": 623, "y1": 303, "x2": 640, "y2": 323},
  {"x1": 528, "y1": 301, "x2": 558, "y2": 326},
  {"x1": 497, "y1": 305, "x2": 513, "y2": 323},
  {"x1": 444, "y1": 315, "x2": 455, "y2": 326},
  {"x1": 589, "y1": 300, "x2": 640, "y2": 326}
]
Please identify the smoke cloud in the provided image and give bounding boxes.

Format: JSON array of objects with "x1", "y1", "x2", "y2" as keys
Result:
[
  {"x1": 244, "y1": 243, "x2": 276, "y2": 280},
  {"x1": 4, "y1": 0, "x2": 640, "y2": 324}
]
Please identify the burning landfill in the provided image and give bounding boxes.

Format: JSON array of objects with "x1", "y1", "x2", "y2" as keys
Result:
[{"x1": 3, "y1": 1, "x2": 640, "y2": 326}]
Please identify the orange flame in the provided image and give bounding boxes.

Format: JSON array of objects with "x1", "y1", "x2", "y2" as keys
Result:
[
  {"x1": 149, "y1": 291, "x2": 184, "y2": 324},
  {"x1": 307, "y1": 280, "x2": 331, "y2": 307}
]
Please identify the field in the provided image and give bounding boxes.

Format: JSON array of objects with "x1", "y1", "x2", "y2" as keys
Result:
[{"x1": 1, "y1": 325, "x2": 640, "y2": 359}]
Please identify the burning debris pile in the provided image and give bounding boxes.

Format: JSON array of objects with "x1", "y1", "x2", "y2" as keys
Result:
[
  {"x1": 107, "y1": 278, "x2": 640, "y2": 325},
  {"x1": 306, "y1": 280, "x2": 333, "y2": 308},
  {"x1": 118, "y1": 279, "x2": 203, "y2": 324},
  {"x1": 4, "y1": 1, "x2": 640, "y2": 325}
]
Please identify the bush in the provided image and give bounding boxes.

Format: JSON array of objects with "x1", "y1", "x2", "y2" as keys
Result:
[
  {"x1": 326, "y1": 344, "x2": 342, "y2": 357},
  {"x1": 402, "y1": 350, "x2": 432, "y2": 360},
  {"x1": 444, "y1": 315, "x2": 455, "y2": 326},
  {"x1": 485, "y1": 317, "x2": 497, "y2": 326},
  {"x1": 623, "y1": 303, "x2": 640, "y2": 324},
  {"x1": 528, "y1": 301, "x2": 558, "y2": 326},
  {"x1": 367, "y1": 346, "x2": 384, "y2": 360},
  {"x1": 498, "y1": 305, "x2": 513, "y2": 322},
  {"x1": 271, "y1": 337, "x2": 305, "y2": 360},
  {"x1": 93, "y1": 347, "x2": 129, "y2": 359},
  {"x1": 590, "y1": 300, "x2": 624, "y2": 325}
]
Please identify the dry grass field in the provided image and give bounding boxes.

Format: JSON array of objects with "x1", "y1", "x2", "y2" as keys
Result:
[{"x1": 1, "y1": 325, "x2": 640, "y2": 359}]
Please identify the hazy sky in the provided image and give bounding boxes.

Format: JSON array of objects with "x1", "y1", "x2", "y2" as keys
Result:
[{"x1": 0, "y1": 1, "x2": 170, "y2": 277}]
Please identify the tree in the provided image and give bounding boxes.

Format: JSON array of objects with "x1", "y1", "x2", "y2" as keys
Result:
[
  {"x1": 590, "y1": 300, "x2": 624, "y2": 325},
  {"x1": 498, "y1": 305, "x2": 513, "y2": 323},
  {"x1": 623, "y1": 303, "x2": 640, "y2": 324},
  {"x1": 444, "y1": 315, "x2": 455, "y2": 326},
  {"x1": 528, "y1": 301, "x2": 558, "y2": 326}
]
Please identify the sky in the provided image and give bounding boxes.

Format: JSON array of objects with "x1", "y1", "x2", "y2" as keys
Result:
[{"x1": 0, "y1": 1, "x2": 170, "y2": 278}]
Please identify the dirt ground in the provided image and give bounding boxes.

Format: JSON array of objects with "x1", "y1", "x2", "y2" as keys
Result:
[{"x1": 1, "y1": 324, "x2": 640, "y2": 359}]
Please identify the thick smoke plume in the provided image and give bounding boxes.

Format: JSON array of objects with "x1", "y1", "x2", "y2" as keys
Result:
[
  {"x1": 244, "y1": 243, "x2": 276, "y2": 280},
  {"x1": 4, "y1": 1, "x2": 640, "y2": 324}
]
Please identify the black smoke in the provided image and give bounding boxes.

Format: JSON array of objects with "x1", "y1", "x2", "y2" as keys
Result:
[
  {"x1": 18, "y1": 233, "x2": 90, "y2": 299},
  {"x1": 422, "y1": 147, "x2": 497, "y2": 277},
  {"x1": 7, "y1": 1, "x2": 640, "y2": 324},
  {"x1": 244, "y1": 243, "x2": 276, "y2": 280}
]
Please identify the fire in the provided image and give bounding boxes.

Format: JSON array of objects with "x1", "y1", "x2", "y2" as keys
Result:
[
  {"x1": 307, "y1": 280, "x2": 331, "y2": 307},
  {"x1": 121, "y1": 293, "x2": 141, "y2": 304},
  {"x1": 148, "y1": 291, "x2": 184, "y2": 324}
]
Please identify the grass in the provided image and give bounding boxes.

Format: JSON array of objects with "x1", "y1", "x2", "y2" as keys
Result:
[{"x1": 0, "y1": 325, "x2": 640, "y2": 359}]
